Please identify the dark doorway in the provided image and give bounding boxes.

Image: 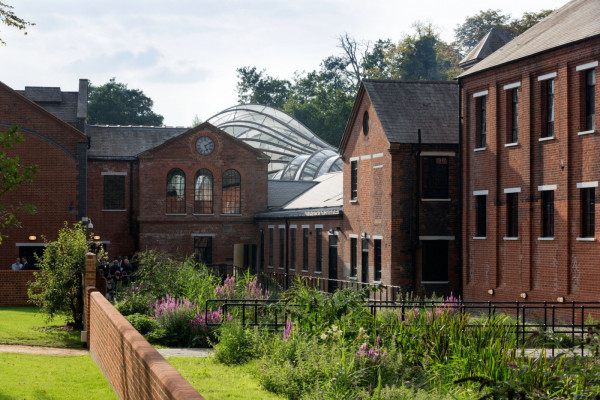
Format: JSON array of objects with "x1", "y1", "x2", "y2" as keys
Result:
[
  {"x1": 328, "y1": 234, "x2": 338, "y2": 292},
  {"x1": 18, "y1": 246, "x2": 45, "y2": 269},
  {"x1": 361, "y1": 238, "x2": 369, "y2": 283},
  {"x1": 194, "y1": 236, "x2": 213, "y2": 264},
  {"x1": 421, "y1": 240, "x2": 448, "y2": 282}
]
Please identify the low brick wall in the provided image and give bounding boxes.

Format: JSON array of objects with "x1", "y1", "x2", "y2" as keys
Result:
[
  {"x1": 87, "y1": 290, "x2": 204, "y2": 400},
  {"x1": 0, "y1": 270, "x2": 35, "y2": 306}
]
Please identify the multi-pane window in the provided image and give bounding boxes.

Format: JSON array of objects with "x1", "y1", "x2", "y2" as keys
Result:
[
  {"x1": 193, "y1": 236, "x2": 212, "y2": 264},
  {"x1": 510, "y1": 89, "x2": 519, "y2": 143},
  {"x1": 194, "y1": 169, "x2": 213, "y2": 214},
  {"x1": 268, "y1": 227, "x2": 273, "y2": 266},
  {"x1": 581, "y1": 187, "x2": 595, "y2": 238},
  {"x1": 476, "y1": 96, "x2": 487, "y2": 148},
  {"x1": 361, "y1": 238, "x2": 369, "y2": 283},
  {"x1": 586, "y1": 69, "x2": 596, "y2": 131},
  {"x1": 422, "y1": 156, "x2": 449, "y2": 199},
  {"x1": 166, "y1": 169, "x2": 185, "y2": 213},
  {"x1": 422, "y1": 241, "x2": 448, "y2": 282},
  {"x1": 476, "y1": 195, "x2": 487, "y2": 237},
  {"x1": 279, "y1": 227, "x2": 285, "y2": 268},
  {"x1": 290, "y1": 228, "x2": 296, "y2": 270},
  {"x1": 544, "y1": 79, "x2": 555, "y2": 137},
  {"x1": 350, "y1": 160, "x2": 358, "y2": 200},
  {"x1": 350, "y1": 238, "x2": 357, "y2": 278},
  {"x1": 302, "y1": 228, "x2": 309, "y2": 270},
  {"x1": 315, "y1": 228, "x2": 322, "y2": 273},
  {"x1": 222, "y1": 169, "x2": 241, "y2": 214},
  {"x1": 103, "y1": 175, "x2": 125, "y2": 210},
  {"x1": 374, "y1": 239, "x2": 382, "y2": 282},
  {"x1": 506, "y1": 192, "x2": 518, "y2": 238},
  {"x1": 542, "y1": 190, "x2": 554, "y2": 238}
]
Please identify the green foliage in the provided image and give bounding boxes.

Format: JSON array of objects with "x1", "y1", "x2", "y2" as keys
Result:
[
  {"x1": 236, "y1": 67, "x2": 291, "y2": 109},
  {"x1": 125, "y1": 313, "x2": 156, "y2": 335},
  {"x1": 113, "y1": 288, "x2": 153, "y2": 316},
  {"x1": 0, "y1": 2, "x2": 34, "y2": 45},
  {"x1": 88, "y1": 78, "x2": 164, "y2": 126},
  {"x1": 149, "y1": 296, "x2": 198, "y2": 347},
  {"x1": 28, "y1": 223, "x2": 98, "y2": 330},
  {"x1": 0, "y1": 126, "x2": 38, "y2": 245},
  {"x1": 213, "y1": 320, "x2": 262, "y2": 365}
]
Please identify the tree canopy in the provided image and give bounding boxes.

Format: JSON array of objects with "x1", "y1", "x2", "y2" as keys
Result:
[
  {"x1": 88, "y1": 78, "x2": 164, "y2": 126},
  {"x1": 0, "y1": 2, "x2": 34, "y2": 45}
]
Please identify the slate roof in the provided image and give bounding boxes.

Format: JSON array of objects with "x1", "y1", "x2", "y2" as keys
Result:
[
  {"x1": 266, "y1": 180, "x2": 317, "y2": 209},
  {"x1": 362, "y1": 80, "x2": 459, "y2": 144},
  {"x1": 460, "y1": 0, "x2": 600, "y2": 77},
  {"x1": 17, "y1": 87, "x2": 80, "y2": 126},
  {"x1": 87, "y1": 125, "x2": 187, "y2": 159},
  {"x1": 458, "y1": 28, "x2": 511, "y2": 70}
]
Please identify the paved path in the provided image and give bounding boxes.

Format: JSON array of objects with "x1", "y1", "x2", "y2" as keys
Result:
[
  {"x1": 0, "y1": 344, "x2": 213, "y2": 358},
  {"x1": 157, "y1": 348, "x2": 214, "y2": 357}
]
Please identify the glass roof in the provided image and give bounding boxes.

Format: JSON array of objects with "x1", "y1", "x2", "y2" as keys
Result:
[{"x1": 207, "y1": 104, "x2": 336, "y2": 178}]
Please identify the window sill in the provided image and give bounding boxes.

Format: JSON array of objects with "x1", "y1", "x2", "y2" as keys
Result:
[
  {"x1": 538, "y1": 237, "x2": 554, "y2": 241},
  {"x1": 278, "y1": 267, "x2": 284, "y2": 270},
  {"x1": 267, "y1": 265, "x2": 273, "y2": 269},
  {"x1": 102, "y1": 209, "x2": 127, "y2": 212},
  {"x1": 576, "y1": 237, "x2": 595, "y2": 241},
  {"x1": 314, "y1": 271, "x2": 322, "y2": 275},
  {"x1": 421, "y1": 198, "x2": 451, "y2": 202},
  {"x1": 349, "y1": 276, "x2": 358, "y2": 281},
  {"x1": 289, "y1": 268, "x2": 296, "y2": 271},
  {"x1": 503, "y1": 237, "x2": 518, "y2": 241},
  {"x1": 474, "y1": 147, "x2": 487, "y2": 152},
  {"x1": 578, "y1": 130, "x2": 596, "y2": 136},
  {"x1": 372, "y1": 280, "x2": 381, "y2": 285},
  {"x1": 422, "y1": 281, "x2": 450, "y2": 285},
  {"x1": 539, "y1": 136, "x2": 555, "y2": 142},
  {"x1": 220, "y1": 213, "x2": 242, "y2": 217},
  {"x1": 165, "y1": 213, "x2": 186, "y2": 216},
  {"x1": 193, "y1": 213, "x2": 214, "y2": 216},
  {"x1": 504, "y1": 142, "x2": 518, "y2": 147},
  {"x1": 473, "y1": 237, "x2": 486, "y2": 240},
  {"x1": 349, "y1": 200, "x2": 358, "y2": 204},
  {"x1": 301, "y1": 269, "x2": 308, "y2": 273}
]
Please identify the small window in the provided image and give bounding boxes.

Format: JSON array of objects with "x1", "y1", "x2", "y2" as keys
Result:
[
  {"x1": 506, "y1": 192, "x2": 518, "y2": 238},
  {"x1": 302, "y1": 228, "x2": 309, "y2": 271},
  {"x1": 476, "y1": 96, "x2": 487, "y2": 148},
  {"x1": 476, "y1": 195, "x2": 486, "y2": 237},
  {"x1": 194, "y1": 169, "x2": 213, "y2": 214},
  {"x1": 290, "y1": 228, "x2": 296, "y2": 270},
  {"x1": 279, "y1": 228, "x2": 285, "y2": 268},
  {"x1": 363, "y1": 111, "x2": 370, "y2": 135},
  {"x1": 422, "y1": 156, "x2": 449, "y2": 199},
  {"x1": 510, "y1": 89, "x2": 518, "y2": 143},
  {"x1": 268, "y1": 228, "x2": 274, "y2": 266},
  {"x1": 542, "y1": 190, "x2": 554, "y2": 238},
  {"x1": 585, "y1": 69, "x2": 596, "y2": 131},
  {"x1": 422, "y1": 241, "x2": 448, "y2": 281},
  {"x1": 581, "y1": 187, "x2": 595, "y2": 238},
  {"x1": 350, "y1": 238, "x2": 357, "y2": 278},
  {"x1": 166, "y1": 169, "x2": 186, "y2": 213},
  {"x1": 315, "y1": 228, "x2": 322, "y2": 273},
  {"x1": 361, "y1": 237, "x2": 369, "y2": 283},
  {"x1": 374, "y1": 239, "x2": 382, "y2": 281},
  {"x1": 350, "y1": 160, "x2": 358, "y2": 200},
  {"x1": 194, "y1": 236, "x2": 212, "y2": 264},
  {"x1": 543, "y1": 79, "x2": 555, "y2": 138},
  {"x1": 103, "y1": 175, "x2": 125, "y2": 210},
  {"x1": 222, "y1": 169, "x2": 241, "y2": 214}
]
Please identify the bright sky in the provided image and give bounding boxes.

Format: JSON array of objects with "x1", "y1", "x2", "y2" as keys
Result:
[{"x1": 1, "y1": 0, "x2": 566, "y2": 126}]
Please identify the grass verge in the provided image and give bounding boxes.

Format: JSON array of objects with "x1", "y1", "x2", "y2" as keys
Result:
[
  {"x1": 0, "y1": 353, "x2": 117, "y2": 399},
  {"x1": 167, "y1": 357, "x2": 283, "y2": 400},
  {"x1": 0, "y1": 306, "x2": 81, "y2": 348}
]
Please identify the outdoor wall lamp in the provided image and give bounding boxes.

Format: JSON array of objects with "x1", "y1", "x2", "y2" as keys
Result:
[
  {"x1": 28, "y1": 235, "x2": 36, "y2": 241},
  {"x1": 82, "y1": 217, "x2": 93, "y2": 229},
  {"x1": 93, "y1": 235, "x2": 101, "y2": 241},
  {"x1": 487, "y1": 289, "x2": 494, "y2": 295},
  {"x1": 557, "y1": 296, "x2": 566, "y2": 303},
  {"x1": 520, "y1": 292, "x2": 527, "y2": 299}
]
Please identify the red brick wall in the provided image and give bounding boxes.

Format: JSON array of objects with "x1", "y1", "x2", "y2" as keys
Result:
[
  {"x1": 460, "y1": 36, "x2": 600, "y2": 302},
  {"x1": 0, "y1": 271, "x2": 35, "y2": 306}
]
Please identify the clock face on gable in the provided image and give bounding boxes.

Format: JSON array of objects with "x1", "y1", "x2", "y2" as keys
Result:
[{"x1": 195, "y1": 136, "x2": 215, "y2": 155}]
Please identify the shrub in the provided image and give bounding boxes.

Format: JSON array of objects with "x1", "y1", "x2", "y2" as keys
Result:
[
  {"x1": 191, "y1": 307, "x2": 231, "y2": 347},
  {"x1": 213, "y1": 320, "x2": 260, "y2": 365},
  {"x1": 114, "y1": 285, "x2": 152, "y2": 316},
  {"x1": 150, "y1": 295, "x2": 197, "y2": 347},
  {"x1": 125, "y1": 313, "x2": 156, "y2": 335}
]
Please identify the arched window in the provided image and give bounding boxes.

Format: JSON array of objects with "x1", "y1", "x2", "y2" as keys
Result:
[
  {"x1": 194, "y1": 169, "x2": 213, "y2": 214},
  {"x1": 166, "y1": 169, "x2": 186, "y2": 213},
  {"x1": 222, "y1": 169, "x2": 241, "y2": 214}
]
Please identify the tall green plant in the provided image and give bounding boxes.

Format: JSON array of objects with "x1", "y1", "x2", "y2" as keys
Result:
[{"x1": 28, "y1": 222, "x2": 98, "y2": 329}]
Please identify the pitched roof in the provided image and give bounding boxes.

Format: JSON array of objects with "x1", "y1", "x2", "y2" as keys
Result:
[
  {"x1": 360, "y1": 80, "x2": 459, "y2": 144},
  {"x1": 458, "y1": 28, "x2": 511, "y2": 69},
  {"x1": 87, "y1": 125, "x2": 187, "y2": 159},
  {"x1": 266, "y1": 180, "x2": 317, "y2": 209},
  {"x1": 460, "y1": 0, "x2": 600, "y2": 77}
]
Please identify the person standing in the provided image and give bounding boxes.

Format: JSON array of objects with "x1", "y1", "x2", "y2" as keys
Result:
[
  {"x1": 21, "y1": 257, "x2": 33, "y2": 270},
  {"x1": 11, "y1": 258, "x2": 22, "y2": 270}
]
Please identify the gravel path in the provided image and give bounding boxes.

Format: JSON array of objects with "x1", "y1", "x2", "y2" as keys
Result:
[{"x1": 0, "y1": 344, "x2": 213, "y2": 358}]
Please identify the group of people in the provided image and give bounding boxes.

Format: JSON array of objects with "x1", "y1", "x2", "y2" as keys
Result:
[
  {"x1": 98, "y1": 256, "x2": 138, "y2": 301},
  {"x1": 10, "y1": 257, "x2": 35, "y2": 270}
]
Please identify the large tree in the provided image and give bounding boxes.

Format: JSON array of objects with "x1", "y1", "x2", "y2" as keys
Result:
[
  {"x1": 0, "y1": 126, "x2": 37, "y2": 245},
  {"x1": 88, "y1": 78, "x2": 164, "y2": 126},
  {"x1": 0, "y1": 2, "x2": 34, "y2": 45}
]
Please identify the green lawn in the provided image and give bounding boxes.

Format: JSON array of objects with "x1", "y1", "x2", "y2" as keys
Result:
[
  {"x1": 0, "y1": 306, "x2": 81, "y2": 348},
  {"x1": 168, "y1": 357, "x2": 283, "y2": 400},
  {"x1": 0, "y1": 353, "x2": 117, "y2": 399}
]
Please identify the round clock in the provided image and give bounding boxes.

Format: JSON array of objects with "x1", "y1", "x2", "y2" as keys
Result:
[{"x1": 195, "y1": 136, "x2": 215, "y2": 155}]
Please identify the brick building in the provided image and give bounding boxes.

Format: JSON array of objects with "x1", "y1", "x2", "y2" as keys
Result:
[
  {"x1": 459, "y1": 0, "x2": 600, "y2": 302},
  {"x1": 338, "y1": 80, "x2": 460, "y2": 296}
]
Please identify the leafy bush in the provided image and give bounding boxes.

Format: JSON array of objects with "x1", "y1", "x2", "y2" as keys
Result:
[
  {"x1": 125, "y1": 313, "x2": 156, "y2": 335},
  {"x1": 213, "y1": 320, "x2": 261, "y2": 365},
  {"x1": 191, "y1": 307, "x2": 231, "y2": 347},
  {"x1": 150, "y1": 295, "x2": 198, "y2": 347},
  {"x1": 114, "y1": 286, "x2": 152, "y2": 316}
]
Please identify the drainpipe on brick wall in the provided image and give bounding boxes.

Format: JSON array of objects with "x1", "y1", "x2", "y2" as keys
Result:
[
  {"x1": 412, "y1": 129, "x2": 422, "y2": 293},
  {"x1": 457, "y1": 81, "x2": 463, "y2": 295}
]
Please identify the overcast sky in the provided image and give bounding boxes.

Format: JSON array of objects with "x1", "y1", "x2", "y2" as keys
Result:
[{"x1": 1, "y1": 0, "x2": 566, "y2": 126}]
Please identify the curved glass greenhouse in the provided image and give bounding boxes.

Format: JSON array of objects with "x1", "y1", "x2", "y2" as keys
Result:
[{"x1": 207, "y1": 104, "x2": 341, "y2": 179}]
